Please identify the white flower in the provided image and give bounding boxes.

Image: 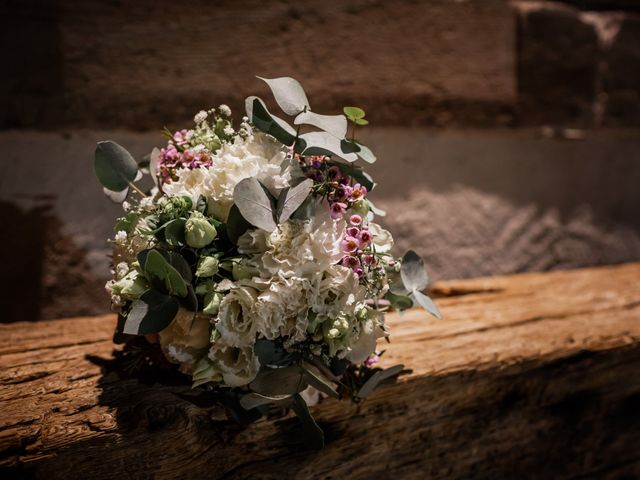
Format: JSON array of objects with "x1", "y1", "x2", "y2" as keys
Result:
[
  {"x1": 194, "y1": 110, "x2": 208, "y2": 124},
  {"x1": 369, "y1": 222, "x2": 394, "y2": 253},
  {"x1": 310, "y1": 265, "x2": 365, "y2": 321},
  {"x1": 114, "y1": 230, "x2": 128, "y2": 244},
  {"x1": 207, "y1": 342, "x2": 259, "y2": 387},
  {"x1": 218, "y1": 104, "x2": 232, "y2": 116},
  {"x1": 215, "y1": 284, "x2": 259, "y2": 347},
  {"x1": 122, "y1": 201, "x2": 131, "y2": 211},
  {"x1": 346, "y1": 308, "x2": 387, "y2": 363},
  {"x1": 223, "y1": 126, "x2": 234, "y2": 136},
  {"x1": 163, "y1": 132, "x2": 289, "y2": 221},
  {"x1": 250, "y1": 275, "x2": 315, "y2": 343},
  {"x1": 158, "y1": 308, "x2": 212, "y2": 373},
  {"x1": 238, "y1": 209, "x2": 345, "y2": 279},
  {"x1": 139, "y1": 196, "x2": 154, "y2": 211}
]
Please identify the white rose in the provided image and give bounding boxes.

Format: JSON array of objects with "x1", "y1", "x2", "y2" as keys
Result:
[
  {"x1": 215, "y1": 285, "x2": 259, "y2": 347},
  {"x1": 207, "y1": 342, "x2": 260, "y2": 387},
  {"x1": 158, "y1": 308, "x2": 212, "y2": 373}
]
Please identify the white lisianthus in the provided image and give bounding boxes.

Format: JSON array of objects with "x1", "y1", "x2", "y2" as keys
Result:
[
  {"x1": 238, "y1": 210, "x2": 345, "y2": 279},
  {"x1": 346, "y1": 308, "x2": 388, "y2": 363},
  {"x1": 158, "y1": 308, "x2": 212, "y2": 373},
  {"x1": 311, "y1": 265, "x2": 365, "y2": 322},
  {"x1": 207, "y1": 342, "x2": 260, "y2": 387},
  {"x1": 163, "y1": 132, "x2": 290, "y2": 221},
  {"x1": 215, "y1": 284, "x2": 259, "y2": 347}
]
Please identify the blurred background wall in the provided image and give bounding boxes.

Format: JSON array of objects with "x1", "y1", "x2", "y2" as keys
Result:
[{"x1": 1, "y1": 0, "x2": 639, "y2": 321}]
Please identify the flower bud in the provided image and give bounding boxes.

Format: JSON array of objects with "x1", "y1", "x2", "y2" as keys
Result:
[
  {"x1": 203, "y1": 291, "x2": 224, "y2": 315},
  {"x1": 350, "y1": 200, "x2": 369, "y2": 218},
  {"x1": 185, "y1": 211, "x2": 217, "y2": 248},
  {"x1": 111, "y1": 269, "x2": 147, "y2": 300},
  {"x1": 232, "y1": 260, "x2": 259, "y2": 281},
  {"x1": 196, "y1": 256, "x2": 220, "y2": 277}
]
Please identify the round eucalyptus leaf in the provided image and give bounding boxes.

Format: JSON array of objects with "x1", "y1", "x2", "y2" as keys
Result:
[
  {"x1": 343, "y1": 106, "x2": 366, "y2": 120},
  {"x1": 300, "y1": 132, "x2": 358, "y2": 162},
  {"x1": 294, "y1": 111, "x2": 347, "y2": 139},
  {"x1": 94, "y1": 140, "x2": 138, "y2": 191},
  {"x1": 123, "y1": 290, "x2": 180, "y2": 335},
  {"x1": 233, "y1": 178, "x2": 277, "y2": 232},
  {"x1": 412, "y1": 290, "x2": 443, "y2": 320},
  {"x1": 400, "y1": 250, "x2": 429, "y2": 292},
  {"x1": 257, "y1": 76, "x2": 310, "y2": 116},
  {"x1": 102, "y1": 186, "x2": 129, "y2": 203}
]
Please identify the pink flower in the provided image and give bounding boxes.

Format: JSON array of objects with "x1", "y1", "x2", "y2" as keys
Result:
[
  {"x1": 365, "y1": 352, "x2": 381, "y2": 367},
  {"x1": 357, "y1": 229, "x2": 372, "y2": 246},
  {"x1": 341, "y1": 235, "x2": 360, "y2": 254},
  {"x1": 349, "y1": 183, "x2": 367, "y2": 202},
  {"x1": 349, "y1": 214, "x2": 363, "y2": 226},
  {"x1": 327, "y1": 166, "x2": 342, "y2": 181},
  {"x1": 363, "y1": 254, "x2": 376, "y2": 266},
  {"x1": 341, "y1": 255, "x2": 361, "y2": 269},
  {"x1": 346, "y1": 226, "x2": 359, "y2": 238},
  {"x1": 330, "y1": 202, "x2": 347, "y2": 220}
]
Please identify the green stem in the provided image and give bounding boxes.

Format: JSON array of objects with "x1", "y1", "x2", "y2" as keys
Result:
[{"x1": 128, "y1": 181, "x2": 147, "y2": 198}]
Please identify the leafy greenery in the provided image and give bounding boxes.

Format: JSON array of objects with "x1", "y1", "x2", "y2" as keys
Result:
[
  {"x1": 123, "y1": 290, "x2": 180, "y2": 335},
  {"x1": 399, "y1": 250, "x2": 443, "y2": 319},
  {"x1": 94, "y1": 140, "x2": 139, "y2": 192}
]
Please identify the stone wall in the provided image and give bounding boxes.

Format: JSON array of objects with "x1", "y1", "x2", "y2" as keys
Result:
[{"x1": 1, "y1": 0, "x2": 639, "y2": 321}]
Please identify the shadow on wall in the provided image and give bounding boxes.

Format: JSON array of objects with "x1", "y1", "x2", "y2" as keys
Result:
[{"x1": 0, "y1": 200, "x2": 108, "y2": 323}]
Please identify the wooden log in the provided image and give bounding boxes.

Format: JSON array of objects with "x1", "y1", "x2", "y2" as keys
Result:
[{"x1": 1, "y1": 263, "x2": 639, "y2": 479}]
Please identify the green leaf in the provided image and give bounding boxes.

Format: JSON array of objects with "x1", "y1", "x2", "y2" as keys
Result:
[
  {"x1": 240, "y1": 392, "x2": 292, "y2": 410},
  {"x1": 276, "y1": 178, "x2": 313, "y2": 224},
  {"x1": 114, "y1": 212, "x2": 139, "y2": 234},
  {"x1": 144, "y1": 249, "x2": 189, "y2": 298},
  {"x1": 294, "y1": 111, "x2": 347, "y2": 138},
  {"x1": 301, "y1": 361, "x2": 340, "y2": 399},
  {"x1": 384, "y1": 291, "x2": 414, "y2": 311},
  {"x1": 123, "y1": 290, "x2": 180, "y2": 335},
  {"x1": 149, "y1": 147, "x2": 160, "y2": 187},
  {"x1": 357, "y1": 364, "x2": 405, "y2": 399},
  {"x1": 164, "y1": 218, "x2": 186, "y2": 246},
  {"x1": 291, "y1": 393, "x2": 324, "y2": 450},
  {"x1": 340, "y1": 140, "x2": 361, "y2": 154},
  {"x1": 245, "y1": 96, "x2": 297, "y2": 146},
  {"x1": 249, "y1": 366, "x2": 307, "y2": 396},
  {"x1": 233, "y1": 177, "x2": 277, "y2": 232},
  {"x1": 354, "y1": 118, "x2": 369, "y2": 126},
  {"x1": 94, "y1": 141, "x2": 138, "y2": 192},
  {"x1": 226, "y1": 204, "x2": 252, "y2": 244},
  {"x1": 355, "y1": 143, "x2": 376, "y2": 163},
  {"x1": 196, "y1": 195, "x2": 208, "y2": 214},
  {"x1": 254, "y1": 338, "x2": 294, "y2": 367},
  {"x1": 400, "y1": 250, "x2": 429, "y2": 292},
  {"x1": 343, "y1": 106, "x2": 366, "y2": 120},
  {"x1": 257, "y1": 76, "x2": 310, "y2": 116},
  {"x1": 412, "y1": 290, "x2": 443, "y2": 320},
  {"x1": 299, "y1": 132, "x2": 358, "y2": 162}
]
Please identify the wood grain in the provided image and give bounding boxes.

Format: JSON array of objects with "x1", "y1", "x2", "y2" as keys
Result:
[{"x1": 1, "y1": 263, "x2": 640, "y2": 479}]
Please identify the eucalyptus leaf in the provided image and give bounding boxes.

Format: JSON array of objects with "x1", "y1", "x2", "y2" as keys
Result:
[
  {"x1": 103, "y1": 186, "x2": 129, "y2": 203},
  {"x1": 294, "y1": 111, "x2": 347, "y2": 139},
  {"x1": 182, "y1": 284, "x2": 199, "y2": 312},
  {"x1": 330, "y1": 161, "x2": 375, "y2": 191},
  {"x1": 144, "y1": 249, "x2": 188, "y2": 298},
  {"x1": 254, "y1": 338, "x2": 294, "y2": 367},
  {"x1": 299, "y1": 132, "x2": 358, "y2": 162},
  {"x1": 355, "y1": 143, "x2": 376, "y2": 163},
  {"x1": 292, "y1": 195, "x2": 320, "y2": 221},
  {"x1": 249, "y1": 366, "x2": 307, "y2": 396},
  {"x1": 291, "y1": 393, "x2": 324, "y2": 450},
  {"x1": 257, "y1": 76, "x2": 310, "y2": 116},
  {"x1": 276, "y1": 178, "x2": 313, "y2": 224},
  {"x1": 412, "y1": 290, "x2": 443, "y2": 320},
  {"x1": 356, "y1": 364, "x2": 405, "y2": 399},
  {"x1": 233, "y1": 177, "x2": 277, "y2": 232},
  {"x1": 123, "y1": 289, "x2": 179, "y2": 335},
  {"x1": 367, "y1": 199, "x2": 386, "y2": 217},
  {"x1": 301, "y1": 361, "x2": 340, "y2": 399},
  {"x1": 94, "y1": 141, "x2": 139, "y2": 191},
  {"x1": 340, "y1": 139, "x2": 361, "y2": 154},
  {"x1": 164, "y1": 218, "x2": 186, "y2": 246},
  {"x1": 384, "y1": 291, "x2": 414, "y2": 311},
  {"x1": 400, "y1": 250, "x2": 429, "y2": 292},
  {"x1": 245, "y1": 96, "x2": 297, "y2": 146},
  {"x1": 240, "y1": 392, "x2": 292, "y2": 410},
  {"x1": 226, "y1": 204, "x2": 252, "y2": 244}
]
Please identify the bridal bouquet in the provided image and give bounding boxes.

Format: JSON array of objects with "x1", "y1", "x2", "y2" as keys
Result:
[{"x1": 95, "y1": 77, "x2": 441, "y2": 447}]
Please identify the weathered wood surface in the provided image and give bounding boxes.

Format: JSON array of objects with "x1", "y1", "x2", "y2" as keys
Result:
[{"x1": 1, "y1": 263, "x2": 640, "y2": 479}]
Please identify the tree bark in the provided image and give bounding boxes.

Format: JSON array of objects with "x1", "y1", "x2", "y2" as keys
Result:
[{"x1": 1, "y1": 263, "x2": 639, "y2": 479}]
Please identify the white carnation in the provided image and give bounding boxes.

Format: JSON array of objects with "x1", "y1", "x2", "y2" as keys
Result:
[
  {"x1": 238, "y1": 209, "x2": 345, "y2": 279},
  {"x1": 311, "y1": 265, "x2": 365, "y2": 321},
  {"x1": 215, "y1": 284, "x2": 259, "y2": 347},
  {"x1": 158, "y1": 308, "x2": 212, "y2": 373},
  {"x1": 163, "y1": 132, "x2": 290, "y2": 221}
]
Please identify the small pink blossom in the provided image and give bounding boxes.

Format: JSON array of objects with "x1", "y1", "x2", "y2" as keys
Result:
[
  {"x1": 346, "y1": 226, "x2": 359, "y2": 237},
  {"x1": 358, "y1": 229, "x2": 372, "y2": 246},
  {"x1": 341, "y1": 235, "x2": 360, "y2": 254},
  {"x1": 341, "y1": 255, "x2": 361, "y2": 269},
  {"x1": 349, "y1": 214, "x2": 363, "y2": 226},
  {"x1": 330, "y1": 202, "x2": 347, "y2": 220},
  {"x1": 363, "y1": 254, "x2": 376, "y2": 266},
  {"x1": 365, "y1": 352, "x2": 381, "y2": 367},
  {"x1": 349, "y1": 183, "x2": 368, "y2": 202}
]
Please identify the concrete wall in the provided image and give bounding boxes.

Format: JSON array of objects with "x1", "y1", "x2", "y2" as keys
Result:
[{"x1": 1, "y1": 0, "x2": 639, "y2": 321}]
